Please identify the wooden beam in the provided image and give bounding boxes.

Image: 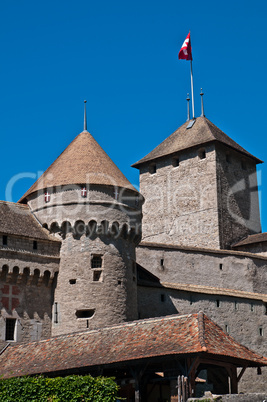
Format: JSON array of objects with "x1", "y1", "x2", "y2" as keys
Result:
[{"x1": 237, "y1": 365, "x2": 248, "y2": 383}]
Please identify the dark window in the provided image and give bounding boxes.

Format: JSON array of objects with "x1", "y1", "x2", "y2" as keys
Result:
[
  {"x1": 216, "y1": 300, "x2": 220, "y2": 308},
  {"x1": 199, "y1": 149, "x2": 206, "y2": 160},
  {"x1": 54, "y1": 302, "x2": 58, "y2": 324},
  {"x1": 69, "y1": 279, "x2": 76, "y2": 285},
  {"x1": 259, "y1": 327, "x2": 263, "y2": 337},
  {"x1": 93, "y1": 270, "x2": 102, "y2": 282},
  {"x1": 5, "y1": 318, "x2": 16, "y2": 341},
  {"x1": 251, "y1": 303, "x2": 254, "y2": 312},
  {"x1": 33, "y1": 241, "x2": 37, "y2": 250},
  {"x1": 265, "y1": 303, "x2": 267, "y2": 315},
  {"x1": 235, "y1": 301, "x2": 238, "y2": 310},
  {"x1": 91, "y1": 256, "x2": 102, "y2": 268},
  {"x1": 149, "y1": 164, "x2": 157, "y2": 174},
  {"x1": 172, "y1": 157, "x2": 179, "y2": 167},
  {"x1": 160, "y1": 294, "x2": 166, "y2": 302},
  {"x1": 225, "y1": 324, "x2": 229, "y2": 334},
  {"x1": 160, "y1": 258, "x2": 164, "y2": 267},
  {"x1": 2, "y1": 235, "x2": 7, "y2": 246},
  {"x1": 219, "y1": 263, "x2": 223, "y2": 270},
  {"x1": 76, "y1": 309, "x2": 95, "y2": 319}
]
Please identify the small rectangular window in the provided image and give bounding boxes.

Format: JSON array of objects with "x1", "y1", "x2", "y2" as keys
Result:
[
  {"x1": 5, "y1": 318, "x2": 16, "y2": 341},
  {"x1": 259, "y1": 327, "x2": 263, "y2": 337},
  {"x1": 33, "y1": 241, "x2": 37, "y2": 250},
  {"x1": 219, "y1": 263, "x2": 223, "y2": 270},
  {"x1": 93, "y1": 270, "x2": 102, "y2": 282},
  {"x1": 3, "y1": 235, "x2": 7, "y2": 246},
  {"x1": 91, "y1": 255, "x2": 102, "y2": 268},
  {"x1": 234, "y1": 301, "x2": 238, "y2": 310},
  {"x1": 199, "y1": 149, "x2": 206, "y2": 160},
  {"x1": 251, "y1": 303, "x2": 255, "y2": 312},
  {"x1": 216, "y1": 300, "x2": 220, "y2": 308},
  {"x1": 225, "y1": 324, "x2": 229, "y2": 334},
  {"x1": 172, "y1": 157, "x2": 179, "y2": 167},
  {"x1": 160, "y1": 294, "x2": 166, "y2": 302},
  {"x1": 264, "y1": 303, "x2": 267, "y2": 315},
  {"x1": 149, "y1": 164, "x2": 157, "y2": 174}
]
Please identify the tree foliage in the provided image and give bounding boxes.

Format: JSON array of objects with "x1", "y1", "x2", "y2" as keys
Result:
[{"x1": 0, "y1": 375, "x2": 121, "y2": 401}]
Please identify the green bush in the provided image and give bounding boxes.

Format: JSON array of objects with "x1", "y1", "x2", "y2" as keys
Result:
[{"x1": 0, "y1": 375, "x2": 121, "y2": 401}]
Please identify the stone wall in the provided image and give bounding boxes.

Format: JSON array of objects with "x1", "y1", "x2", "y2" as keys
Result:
[
  {"x1": 139, "y1": 144, "x2": 220, "y2": 249},
  {"x1": 215, "y1": 144, "x2": 261, "y2": 249}
]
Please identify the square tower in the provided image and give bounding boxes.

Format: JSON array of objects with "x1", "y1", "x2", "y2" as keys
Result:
[{"x1": 132, "y1": 117, "x2": 262, "y2": 250}]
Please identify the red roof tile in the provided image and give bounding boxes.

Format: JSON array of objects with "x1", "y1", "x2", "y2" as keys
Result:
[{"x1": 0, "y1": 313, "x2": 266, "y2": 379}]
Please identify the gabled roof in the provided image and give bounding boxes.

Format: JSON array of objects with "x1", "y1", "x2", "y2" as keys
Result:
[
  {"x1": 132, "y1": 117, "x2": 262, "y2": 168},
  {"x1": 20, "y1": 130, "x2": 137, "y2": 202},
  {"x1": 0, "y1": 201, "x2": 58, "y2": 241},
  {"x1": 0, "y1": 313, "x2": 266, "y2": 379}
]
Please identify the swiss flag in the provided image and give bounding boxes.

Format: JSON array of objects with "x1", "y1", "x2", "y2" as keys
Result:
[{"x1": 178, "y1": 32, "x2": 192, "y2": 61}]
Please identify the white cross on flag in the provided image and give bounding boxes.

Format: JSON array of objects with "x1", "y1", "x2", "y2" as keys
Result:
[{"x1": 178, "y1": 32, "x2": 192, "y2": 61}]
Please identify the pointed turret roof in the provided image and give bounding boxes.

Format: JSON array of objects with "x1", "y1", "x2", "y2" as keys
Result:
[
  {"x1": 20, "y1": 130, "x2": 137, "y2": 202},
  {"x1": 132, "y1": 116, "x2": 262, "y2": 168}
]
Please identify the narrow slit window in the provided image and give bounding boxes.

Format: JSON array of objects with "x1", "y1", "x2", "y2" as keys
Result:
[
  {"x1": 216, "y1": 300, "x2": 220, "y2": 308},
  {"x1": 259, "y1": 327, "x2": 263, "y2": 337},
  {"x1": 5, "y1": 318, "x2": 16, "y2": 341},
  {"x1": 33, "y1": 241, "x2": 38, "y2": 250},
  {"x1": 2, "y1": 235, "x2": 7, "y2": 246},
  {"x1": 160, "y1": 294, "x2": 166, "y2": 302},
  {"x1": 219, "y1": 263, "x2": 223, "y2": 270}
]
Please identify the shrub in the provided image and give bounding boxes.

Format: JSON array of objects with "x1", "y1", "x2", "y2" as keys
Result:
[{"x1": 0, "y1": 374, "x2": 121, "y2": 401}]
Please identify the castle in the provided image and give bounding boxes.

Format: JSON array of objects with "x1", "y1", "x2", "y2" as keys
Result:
[{"x1": 0, "y1": 105, "x2": 267, "y2": 400}]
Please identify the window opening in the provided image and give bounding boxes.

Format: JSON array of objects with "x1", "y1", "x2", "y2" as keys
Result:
[
  {"x1": 33, "y1": 241, "x2": 37, "y2": 250},
  {"x1": 199, "y1": 149, "x2": 206, "y2": 160},
  {"x1": 161, "y1": 294, "x2": 166, "y2": 302},
  {"x1": 234, "y1": 301, "x2": 238, "y2": 310},
  {"x1": 172, "y1": 157, "x2": 179, "y2": 167},
  {"x1": 149, "y1": 164, "x2": 157, "y2": 174},
  {"x1": 225, "y1": 324, "x2": 229, "y2": 334},
  {"x1": 54, "y1": 302, "x2": 58, "y2": 324},
  {"x1": 259, "y1": 327, "x2": 263, "y2": 337},
  {"x1": 2, "y1": 235, "x2": 7, "y2": 246},
  {"x1": 251, "y1": 303, "x2": 255, "y2": 312},
  {"x1": 216, "y1": 300, "x2": 220, "y2": 308},
  {"x1": 76, "y1": 309, "x2": 95, "y2": 319},
  {"x1": 219, "y1": 263, "x2": 223, "y2": 270},
  {"x1": 93, "y1": 270, "x2": 102, "y2": 282},
  {"x1": 5, "y1": 318, "x2": 16, "y2": 341},
  {"x1": 69, "y1": 279, "x2": 76, "y2": 285},
  {"x1": 91, "y1": 256, "x2": 102, "y2": 268}
]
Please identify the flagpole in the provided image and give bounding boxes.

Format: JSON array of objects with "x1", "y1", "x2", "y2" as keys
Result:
[{"x1": 190, "y1": 59, "x2": 195, "y2": 119}]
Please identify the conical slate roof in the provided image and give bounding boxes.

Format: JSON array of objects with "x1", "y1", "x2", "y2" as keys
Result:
[
  {"x1": 132, "y1": 116, "x2": 262, "y2": 167},
  {"x1": 20, "y1": 130, "x2": 137, "y2": 202}
]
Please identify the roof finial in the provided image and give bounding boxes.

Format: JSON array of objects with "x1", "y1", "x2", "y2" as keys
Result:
[
  {"x1": 83, "y1": 100, "x2": 87, "y2": 131},
  {"x1": 186, "y1": 93, "x2": 190, "y2": 121},
  {"x1": 200, "y1": 88, "x2": 205, "y2": 117}
]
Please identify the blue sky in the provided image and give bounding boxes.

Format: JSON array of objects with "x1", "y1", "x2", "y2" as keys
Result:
[{"x1": 1, "y1": 0, "x2": 267, "y2": 230}]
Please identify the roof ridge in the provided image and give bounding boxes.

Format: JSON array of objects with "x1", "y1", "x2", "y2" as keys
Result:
[{"x1": 197, "y1": 311, "x2": 207, "y2": 352}]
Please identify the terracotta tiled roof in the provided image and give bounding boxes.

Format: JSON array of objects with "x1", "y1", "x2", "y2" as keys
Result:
[
  {"x1": 232, "y1": 233, "x2": 267, "y2": 247},
  {"x1": 20, "y1": 130, "x2": 137, "y2": 202},
  {"x1": 132, "y1": 117, "x2": 262, "y2": 167},
  {"x1": 0, "y1": 313, "x2": 266, "y2": 379},
  {"x1": 0, "y1": 201, "x2": 58, "y2": 241}
]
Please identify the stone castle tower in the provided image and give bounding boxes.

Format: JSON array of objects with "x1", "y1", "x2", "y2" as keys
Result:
[
  {"x1": 20, "y1": 126, "x2": 143, "y2": 336},
  {"x1": 132, "y1": 116, "x2": 262, "y2": 249}
]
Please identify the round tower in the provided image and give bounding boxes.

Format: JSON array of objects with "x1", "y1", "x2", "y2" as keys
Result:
[{"x1": 20, "y1": 119, "x2": 143, "y2": 336}]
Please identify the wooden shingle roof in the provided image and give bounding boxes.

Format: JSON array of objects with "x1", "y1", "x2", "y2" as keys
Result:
[
  {"x1": 20, "y1": 130, "x2": 137, "y2": 202},
  {"x1": 0, "y1": 313, "x2": 266, "y2": 379},
  {"x1": 132, "y1": 117, "x2": 262, "y2": 168},
  {"x1": 232, "y1": 232, "x2": 267, "y2": 247},
  {"x1": 0, "y1": 201, "x2": 58, "y2": 241}
]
